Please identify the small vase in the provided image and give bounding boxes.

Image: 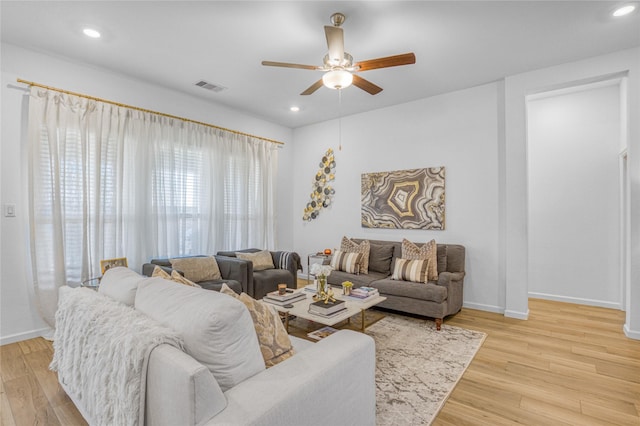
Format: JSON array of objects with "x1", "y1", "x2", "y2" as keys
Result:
[{"x1": 317, "y1": 276, "x2": 327, "y2": 295}]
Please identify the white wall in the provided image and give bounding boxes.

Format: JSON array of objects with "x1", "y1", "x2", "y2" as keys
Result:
[
  {"x1": 504, "y1": 47, "x2": 640, "y2": 338},
  {"x1": 527, "y1": 83, "x2": 621, "y2": 308},
  {"x1": 0, "y1": 43, "x2": 294, "y2": 344},
  {"x1": 292, "y1": 83, "x2": 503, "y2": 313}
]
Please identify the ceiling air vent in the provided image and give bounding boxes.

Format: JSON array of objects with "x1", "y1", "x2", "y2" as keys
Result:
[{"x1": 194, "y1": 80, "x2": 227, "y2": 93}]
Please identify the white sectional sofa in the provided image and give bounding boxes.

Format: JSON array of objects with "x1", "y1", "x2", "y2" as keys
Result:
[{"x1": 52, "y1": 267, "x2": 376, "y2": 426}]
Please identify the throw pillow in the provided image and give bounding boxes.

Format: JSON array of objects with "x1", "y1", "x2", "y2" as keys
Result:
[
  {"x1": 219, "y1": 283, "x2": 294, "y2": 367},
  {"x1": 151, "y1": 265, "x2": 172, "y2": 279},
  {"x1": 391, "y1": 258, "x2": 429, "y2": 283},
  {"x1": 170, "y1": 270, "x2": 202, "y2": 288},
  {"x1": 135, "y1": 278, "x2": 264, "y2": 392},
  {"x1": 401, "y1": 238, "x2": 438, "y2": 281},
  {"x1": 169, "y1": 256, "x2": 221, "y2": 282},
  {"x1": 368, "y1": 243, "x2": 395, "y2": 275},
  {"x1": 340, "y1": 237, "x2": 370, "y2": 274},
  {"x1": 152, "y1": 265, "x2": 202, "y2": 288},
  {"x1": 236, "y1": 250, "x2": 275, "y2": 271},
  {"x1": 330, "y1": 250, "x2": 362, "y2": 274},
  {"x1": 98, "y1": 266, "x2": 145, "y2": 306}
]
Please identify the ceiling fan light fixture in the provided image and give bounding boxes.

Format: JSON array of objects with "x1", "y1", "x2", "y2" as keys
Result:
[
  {"x1": 322, "y1": 69, "x2": 353, "y2": 90},
  {"x1": 612, "y1": 4, "x2": 636, "y2": 16}
]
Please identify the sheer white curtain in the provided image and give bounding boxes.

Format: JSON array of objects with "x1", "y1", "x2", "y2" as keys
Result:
[{"x1": 27, "y1": 87, "x2": 278, "y2": 326}]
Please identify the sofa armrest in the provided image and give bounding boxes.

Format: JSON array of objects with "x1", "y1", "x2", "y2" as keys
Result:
[
  {"x1": 437, "y1": 271, "x2": 465, "y2": 286},
  {"x1": 271, "y1": 251, "x2": 302, "y2": 288},
  {"x1": 146, "y1": 344, "x2": 227, "y2": 426},
  {"x1": 437, "y1": 271, "x2": 465, "y2": 316},
  {"x1": 213, "y1": 255, "x2": 251, "y2": 294},
  {"x1": 208, "y1": 330, "x2": 376, "y2": 426}
]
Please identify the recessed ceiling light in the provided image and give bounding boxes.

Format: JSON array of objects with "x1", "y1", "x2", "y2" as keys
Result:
[
  {"x1": 82, "y1": 28, "x2": 101, "y2": 38},
  {"x1": 613, "y1": 5, "x2": 636, "y2": 16},
  {"x1": 290, "y1": 106, "x2": 300, "y2": 112}
]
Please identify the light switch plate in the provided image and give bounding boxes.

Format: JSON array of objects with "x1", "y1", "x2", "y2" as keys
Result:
[{"x1": 4, "y1": 204, "x2": 16, "y2": 217}]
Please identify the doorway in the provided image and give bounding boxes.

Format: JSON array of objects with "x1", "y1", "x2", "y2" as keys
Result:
[{"x1": 526, "y1": 79, "x2": 623, "y2": 309}]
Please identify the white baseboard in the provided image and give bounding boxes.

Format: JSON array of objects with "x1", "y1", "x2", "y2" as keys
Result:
[
  {"x1": 504, "y1": 309, "x2": 529, "y2": 320},
  {"x1": 0, "y1": 327, "x2": 52, "y2": 346},
  {"x1": 462, "y1": 301, "x2": 505, "y2": 314},
  {"x1": 528, "y1": 292, "x2": 622, "y2": 310},
  {"x1": 623, "y1": 324, "x2": 640, "y2": 340}
]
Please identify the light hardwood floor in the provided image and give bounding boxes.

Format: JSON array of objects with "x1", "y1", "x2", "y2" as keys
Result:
[{"x1": 1, "y1": 298, "x2": 638, "y2": 425}]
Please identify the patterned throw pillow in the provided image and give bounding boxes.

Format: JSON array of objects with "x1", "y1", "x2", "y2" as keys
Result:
[
  {"x1": 330, "y1": 250, "x2": 362, "y2": 274},
  {"x1": 391, "y1": 258, "x2": 429, "y2": 283},
  {"x1": 401, "y1": 238, "x2": 438, "y2": 281},
  {"x1": 219, "y1": 283, "x2": 294, "y2": 367},
  {"x1": 170, "y1": 270, "x2": 202, "y2": 288},
  {"x1": 170, "y1": 256, "x2": 221, "y2": 282},
  {"x1": 152, "y1": 265, "x2": 172, "y2": 280},
  {"x1": 340, "y1": 237, "x2": 370, "y2": 274},
  {"x1": 236, "y1": 250, "x2": 275, "y2": 271},
  {"x1": 151, "y1": 265, "x2": 202, "y2": 288}
]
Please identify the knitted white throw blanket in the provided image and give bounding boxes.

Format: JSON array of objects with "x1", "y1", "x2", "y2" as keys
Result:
[{"x1": 50, "y1": 286, "x2": 183, "y2": 426}]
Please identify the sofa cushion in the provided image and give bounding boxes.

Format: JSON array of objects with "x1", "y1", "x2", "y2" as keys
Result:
[
  {"x1": 368, "y1": 243, "x2": 395, "y2": 275},
  {"x1": 327, "y1": 270, "x2": 385, "y2": 288},
  {"x1": 135, "y1": 277, "x2": 264, "y2": 392},
  {"x1": 219, "y1": 284, "x2": 294, "y2": 368},
  {"x1": 98, "y1": 267, "x2": 145, "y2": 306},
  {"x1": 373, "y1": 278, "x2": 448, "y2": 304},
  {"x1": 340, "y1": 237, "x2": 370, "y2": 274},
  {"x1": 401, "y1": 239, "x2": 438, "y2": 281},
  {"x1": 197, "y1": 279, "x2": 243, "y2": 293},
  {"x1": 170, "y1": 256, "x2": 221, "y2": 282},
  {"x1": 236, "y1": 250, "x2": 275, "y2": 271},
  {"x1": 330, "y1": 250, "x2": 362, "y2": 274},
  {"x1": 391, "y1": 258, "x2": 429, "y2": 283}
]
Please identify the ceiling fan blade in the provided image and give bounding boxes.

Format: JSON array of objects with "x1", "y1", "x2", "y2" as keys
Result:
[
  {"x1": 352, "y1": 74, "x2": 383, "y2": 95},
  {"x1": 301, "y1": 79, "x2": 324, "y2": 95},
  {"x1": 262, "y1": 61, "x2": 319, "y2": 70},
  {"x1": 355, "y1": 53, "x2": 416, "y2": 72},
  {"x1": 324, "y1": 25, "x2": 344, "y2": 64}
]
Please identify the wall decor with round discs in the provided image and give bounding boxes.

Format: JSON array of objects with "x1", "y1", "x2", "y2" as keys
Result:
[{"x1": 303, "y1": 148, "x2": 336, "y2": 221}]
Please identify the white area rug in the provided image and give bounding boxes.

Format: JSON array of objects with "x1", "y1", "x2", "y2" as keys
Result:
[{"x1": 367, "y1": 313, "x2": 486, "y2": 425}]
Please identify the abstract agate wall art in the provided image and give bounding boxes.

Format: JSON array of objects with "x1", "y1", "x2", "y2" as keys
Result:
[
  {"x1": 303, "y1": 148, "x2": 336, "y2": 221},
  {"x1": 361, "y1": 167, "x2": 445, "y2": 229}
]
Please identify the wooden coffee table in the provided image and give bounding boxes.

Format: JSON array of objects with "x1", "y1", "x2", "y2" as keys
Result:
[{"x1": 265, "y1": 287, "x2": 386, "y2": 333}]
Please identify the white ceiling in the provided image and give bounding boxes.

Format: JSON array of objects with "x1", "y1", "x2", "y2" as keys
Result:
[{"x1": 2, "y1": 1, "x2": 639, "y2": 128}]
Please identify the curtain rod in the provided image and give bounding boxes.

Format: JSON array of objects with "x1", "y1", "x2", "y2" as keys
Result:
[{"x1": 16, "y1": 78, "x2": 284, "y2": 146}]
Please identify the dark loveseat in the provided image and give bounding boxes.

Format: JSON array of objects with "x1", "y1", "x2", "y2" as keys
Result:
[
  {"x1": 216, "y1": 249, "x2": 303, "y2": 299},
  {"x1": 141, "y1": 255, "x2": 249, "y2": 294},
  {"x1": 326, "y1": 239, "x2": 465, "y2": 330}
]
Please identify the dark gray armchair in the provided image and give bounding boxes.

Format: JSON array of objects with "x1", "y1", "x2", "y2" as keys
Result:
[
  {"x1": 216, "y1": 249, "x2": 303, "y2": 299},
  {"x1": 141, "y1": 255, "x2": 249, "y2": 294}
]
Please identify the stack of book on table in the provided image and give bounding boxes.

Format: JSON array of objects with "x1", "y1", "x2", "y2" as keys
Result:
[
  {"x1": 308, "y1": 299, "x2": 346, "y2": 317},
  {"x1": 306, "y1": 326, "x2": 338, "y2": 341},
  {"x1": 263, "y1": 289, "x2": 306, "y2": 306},
  {"x1": 344, "y1": 286, "x2": 379, "y2": 302}
]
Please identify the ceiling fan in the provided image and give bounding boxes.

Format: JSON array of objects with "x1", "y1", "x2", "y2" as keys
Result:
[{"x1": 262, "y1": 12, "x2": 416, "y2": 96}]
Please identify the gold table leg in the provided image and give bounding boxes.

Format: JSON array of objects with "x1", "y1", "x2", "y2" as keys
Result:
[{"x1": 361, "y1": 309, "x2": 366, "y2": 332}]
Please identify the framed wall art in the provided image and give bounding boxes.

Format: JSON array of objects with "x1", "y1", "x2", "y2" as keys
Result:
[
  {"x1": 361, "y1": 167, "x2": 445, "y2": 230},
  {"x1": 100, "y1": 257, "x2": 128, "y2": 274}
]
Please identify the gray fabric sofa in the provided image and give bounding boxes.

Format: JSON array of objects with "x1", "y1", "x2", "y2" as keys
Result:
[
  {"x1": 326, "y1": 239, "x2": 465, "y2": 330},
  {"x1": 216, "y1": 249, "x2": 303, "y2": 299},
  {"x1": 141, "y1": 255, "x2": 249, "y2": 294}
]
